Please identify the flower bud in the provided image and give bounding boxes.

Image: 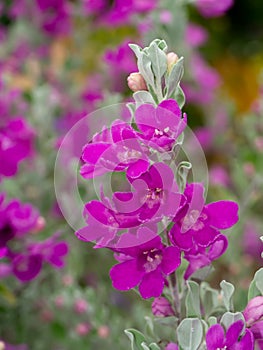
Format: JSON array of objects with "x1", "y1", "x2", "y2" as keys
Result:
[
  {"x1": 0, "y1": 341, "x2": 5, "y2": 350},
  {"x1": 152, "y1": 297, "x2": 174, "y2": 317},
  {"x1": 74, "y1": 298, "x2": 88, "y2": 314},
  {"x1": 97, "y1": 325, "x2": 110, "y2": 338},
  {"x1": 127, "y1": 72, "x2": 147, "y2": 92},
  {"x1": 165, "y1": 343, "x2": 179, "y2": 350},
  {"x1": 243, "y1": 296, "x2": 263, "y2": 327},
  {"x1": 167, "y1": 52, "x2": 179, "y2": 72}
]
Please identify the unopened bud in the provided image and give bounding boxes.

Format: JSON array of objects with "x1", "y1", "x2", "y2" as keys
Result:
[
  {"x1": 127, "y1": 72, "x2": 147, "y2": 92},
  {"x1": 0, "y1": 341, "x2": 5, "y2": 350},
  {"x1": 31, "y1": 216, "x2": 46, "y2": 234},
  {"x1": 75, "y1": 323, "x2": 91, "y2": 336},
  {"x1": 152, "y1": 297, "x2": 174, "y2": 317},
  {"x1": 167, "y1": 52, "x2": 179, "y2": 72},
  {"x1": 74, "y1": 299, "x2": 88, "y2": 314},
  {"x1": 98, "y1": 325, "x2": 110, "y2": 338},
  {"x1": 243, "y1": 296, "x2": 263, "y2": 327}
]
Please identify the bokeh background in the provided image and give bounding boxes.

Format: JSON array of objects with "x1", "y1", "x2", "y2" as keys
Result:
[{"x1": 0, "y1": 0, "x2": 262, "y2": 349}]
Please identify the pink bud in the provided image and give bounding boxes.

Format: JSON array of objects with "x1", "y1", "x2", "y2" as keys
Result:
[
  {"x1": 97, "y1": 325, "x2": 110, "y2": 338},
  {"x1": 255, "y1": 137, "x2": 263, "y2": 152},
  {"x1": 165, "y1": 343, "x2": 179, "y2": 350},
  {"x1": 74, "y1": 299, "x2": 88, "y2": 314},
  {"x1": 243, "y1": 296, "x2": 263, "y2": 327},
  {"x1": 152, "y1": 297, "x2": 174, "y2": 317},
  {"x1": 31, "y1": 216, "x2": 46, "y2": 234},
  {"x1": 167, "y1": 52, "x2": 179, "y2": 72},
  {"x1": 75, "y1": 323, "x2": 91, "y2": 336},
  {"x1": 127, "y1": 72, "x2": 147, "y2": 92}
]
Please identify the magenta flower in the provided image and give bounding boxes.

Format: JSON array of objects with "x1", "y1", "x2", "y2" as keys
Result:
[
  {"x1": 195, "y1": 0, "x2": 234, "y2": 18},
  {"x1": 185, "y1": 23, "x2": 208, "y2": 47},
  {"x1": 206, "y1": 320, "x2": 254, "y2": 350},
  {"x1": 110, "y1": 227, "x2": 181, "y2": 298},
  {"x1": 183, "y1": 234, "x2": 228, "y2": 279},
  {"x1": 135, "y1": 100, "x2": 187, "y2": 152},
  {"x1": 152, "y1": 297, "x2": 174, "y2": 317},
  {"x1": 244, "y1": 296, "x2": 263, "y2": 345},
  {"x1": 169, "y1": 183, "x2": 239, "y2": 251},
  {"x1": 165, "y1": 344, "x2": 179, "y2": 350},
  {"x1": 81, "y1": 120, "x2": 149, "y2": 179},
  {"x1": 12, "y1": 253, "x2": 43, "y2": 282},
  {"x1": 0, "y1": 118, "x2": 35, "y2": 178}
]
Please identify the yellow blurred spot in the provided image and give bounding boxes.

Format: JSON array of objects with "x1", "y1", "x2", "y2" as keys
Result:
[{"x1": 215, "y1": 55, "x2": 262, "y2": 113}]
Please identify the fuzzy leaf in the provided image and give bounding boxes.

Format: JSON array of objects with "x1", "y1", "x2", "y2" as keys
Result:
[
  {"x1": 177, "y1": 318, "x2": 203, "y2": 350},
  {"x1": 185, "y1": 281, "x2": 201, "y2": 318},
  {"x1": 248, "y1": 268, "x2": 263, "y2": 300},
  {"x1": 167, "y1": 57, "x2": 184, "y2": 98},
  {"x1": 220, "y1": 312, "x2": 245, "y2": 331},
  {"x1": 138, "y1": 53, "x2": 155, "y2": 87},
  {"x1": 133, "y1": 91, "x2": 155, "y2": 106},
  {"x1": 220, "y1": 280, "x2": 235, "y2": 311},
  {"x1": 148, "y1": 41, "x2": 167, "y2": 84},
  {"x1": 176, "y1": 161, "x2": 192, "y2": 193},
  {"x1": 174, "y1": 84, "x2": 185, "y2": 108},
  {"x1": 125, "y1": 329, "x2": 147, "y2": 350}
]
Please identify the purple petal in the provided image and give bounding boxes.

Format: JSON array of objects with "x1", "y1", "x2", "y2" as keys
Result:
[
  {"x1": 206, "y1": 200, "x2": 239, "y2": 229},
  {"x1": 169, "y1": 224, "x2": 194, "y2": 251},
  {"x1": 135, "y1": 104, "x2": 158, "y2": 131},
  {"x1": 184, "y1": 253, "x2": 210, "y2": 279},
  {"x1": 236, "y1": 329, "x2": 255, "y2": 350},
  {"x1": 161, "y1": 246, "x2": 181, "y2": 275},
  {"x1": 159, "y1": 99, "x2": 182, "y2": 117},
  {"x1": 82, "y1": 143, "x2": 111, "y2": 164},
  {"x1": 208, "y1": 235, "x2": 228, "y2": 261},
  {"x1": 110, "y1": 259, "x2": 143, "y2": 291},
  {"x1": 206, "y1": 324, "x2": 225, "y2": 350},
  {"x1": 243, "y1": 296, "x2": 263, "y2": 326},
  {"x1": 127, "y1": 159, "x2": 149, "y2": 179},
  {"x1": 194, "y1": 227, "x2": 220, "y2": 247},
  {"x1": 225, "y1": 320, "x2": 244, "y2": 346},
  {"x1": 139, "y1": 269, "x2": 165, "y2": 299},
  {"x1": 12, "y1": 254, "x2": 42, "y2": 282}
]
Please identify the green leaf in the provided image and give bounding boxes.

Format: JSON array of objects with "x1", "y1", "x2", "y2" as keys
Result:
[
  {"x1": 248, "y1": 268, "x2": 263, "y2": 300},
  {"x1": 125, "y1": 329, "x2": 147, "y2": 350},
  {"x1": 129, "y1": 43, "x2": 143, "y2": 59},
  {"x1": 133, "y1": 91, "x2": 155, "y2": 106},
  {"x1": 185, "y1": 281, "x2": 201, "y2": 318},
  {"x1": 177, "y1": 318, "x2": 203, "y2": 350},
  {"x1": 176, "y1": 161, "x2": 192, "y2": 193},
  {"x1": 220, "y1": 312, "x2": 245, "y2": 331},
  {"x1": 166, "y1": 57, "x2": 184, "y2": 98},
  {"x1": 148, "y1": 41, "x2": 167, "y2": 84},
  {"x1": 138, "y1": 53, "x2": 155, "y2": 87},
  {"x1": 174, "y1": 84, "x2": 185, "y2": 108},
  {"x1": 142, "y1": 343, "x2": 161, "y2": 350},
  {"x1": 208, "y1": 316, "x2": 217, "y2": 327},
  {"x1": 220, "y1": 280, "x2": 235, "y2": 311}
]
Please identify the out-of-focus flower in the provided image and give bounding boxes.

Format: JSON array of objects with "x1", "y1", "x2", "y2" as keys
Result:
[
  {"x1": 209, "y1": 165, "x2": 230, "y2": 187},
  {"x1": 75, "y1": 322, "x2": 91, "y2": 336},
  {"x1": 206, "y1": 320, "x2": 254, "y2": 349},
  {"x1": 195, "y1": 0, "x2": 234, "y2": 18},
  {"x1": 74, "y1": 299, "x2": 89, "y2": 314},
  {"x1": 0, "y1": 341, "x2": 28, "y2": 350},
  {"x1": 185, "y1": 23, "x2": 208, "y2": 47},
  {"x1": 0, "y1": 118, "x2": 35, "y2": 179},
  {"x1": 243, "y1": 222, "x2": 263, "y2": 262},
  {"x1": 110, "y1": 227, "x2": 181, "y2": 299},
  {"x1": 152, "y1": 297, "x2": 174, "y2": 317},
  {"x1": 127, "y1": 72, "x2": 147, "y2": 92},
  {"x1": 97, "y1": 325, "x2": 110, "y2": 338}
]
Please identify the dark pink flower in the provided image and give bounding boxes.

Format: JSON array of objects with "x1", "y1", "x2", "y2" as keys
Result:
[
  {"x1": 206, "y1": 320, "x2": 254, "y2": 350},
  {"x1": 152, "y1": 297, "x2": 174, "y2": 317},
  {"x1": 169, "y1": 183, "x2": 238, "y2": 251},
  {"x1": 0, "y1": 118, "x2": 35, "y2": 178},
  {"x1": 81, "y1": 120, "x2": 149, "y2": 180},
  {"x1": 244, "y1": 296, "x2": 263, "y2": 345},
  {"x1": 12, "y1": 253, "x2": 43, "y2": 282},
  {"x1": 196, "y1": 0, "x2": 234, "y2": 18},
  {"x1": 135, "y1": 100, "x2": 186, "y2": 152},
  {"x1": 185, "y1": 23, "x2": 208, "y2": 47},
  {"x1": 110, "y1": 227, "x2": 181, "y2": 299}
]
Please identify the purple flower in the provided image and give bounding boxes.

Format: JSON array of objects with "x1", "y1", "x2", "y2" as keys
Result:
[
  {"x1": 0, "y1": 118, "x2": 35, "y2": 178},
  {"x1": 243, "y1": 222, "x2": 263, "y2": 262},
  {"x1": 244, "y1": 297, "x2": 263, "y2": 345},
  {"x1": 135, "y1": 100, "x2": 187, "y2": 152},
  {"x1": 185, "y1": 23, "x2": 208, "y2": 47},
  {"x1": 183, "y1": 234, "x2": 228, "y2": 279},
  {"x1": 12, "y1": 253, "x2": 43, "y2": 282},
  {"x1": 195, "y1": 0, "x2": 234, "y2": 18},
  {"x1": 165, "y1": 344, "x2": 179, "y2": 350},
  {"x1": 109, "y1": 227, "x2": 181, "y2": 298},
  {"x1": 81, "y1": 120, "x2": 149, "y2": 180},
  {"x1": 169, "y1": 183, "x2": 239, "y2": 251},
  {"x1": 152, "y1": 297, "x2": 174, "y2": 317},
  {"x1": 206, "y1": 320, "x2": 254, "y2": 350},
  {"x1": 0, "y1": 341, "x2": 28, "y2": 350}
]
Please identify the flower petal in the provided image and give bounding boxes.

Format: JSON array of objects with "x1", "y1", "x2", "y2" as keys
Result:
[
  {"x1": 139, "y1": 269, "x2": 165, "y2": 299},
  {"x1": 110, "y1": 259, "x2": 143, "y2": 291},
  {"x1": 206, "y1": 324, "x2": 225, "y2": 350},
  {"x1": 161, "y1": 246, "x2": 181, "y2": 275},
  {"x1": 225, "y1": 320, "x2": 244, "y2": 346},
  {"x1": 206, "y1": 200, "x2": 239, "y2": 229}
]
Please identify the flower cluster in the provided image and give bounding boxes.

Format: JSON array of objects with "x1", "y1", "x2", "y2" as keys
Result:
[
  {"x1": 0, "y1": 194, "x2": 68, "y2": 282},
  {"x1": 76, "y1": 39, "x2": 239, "y2": 300}
]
